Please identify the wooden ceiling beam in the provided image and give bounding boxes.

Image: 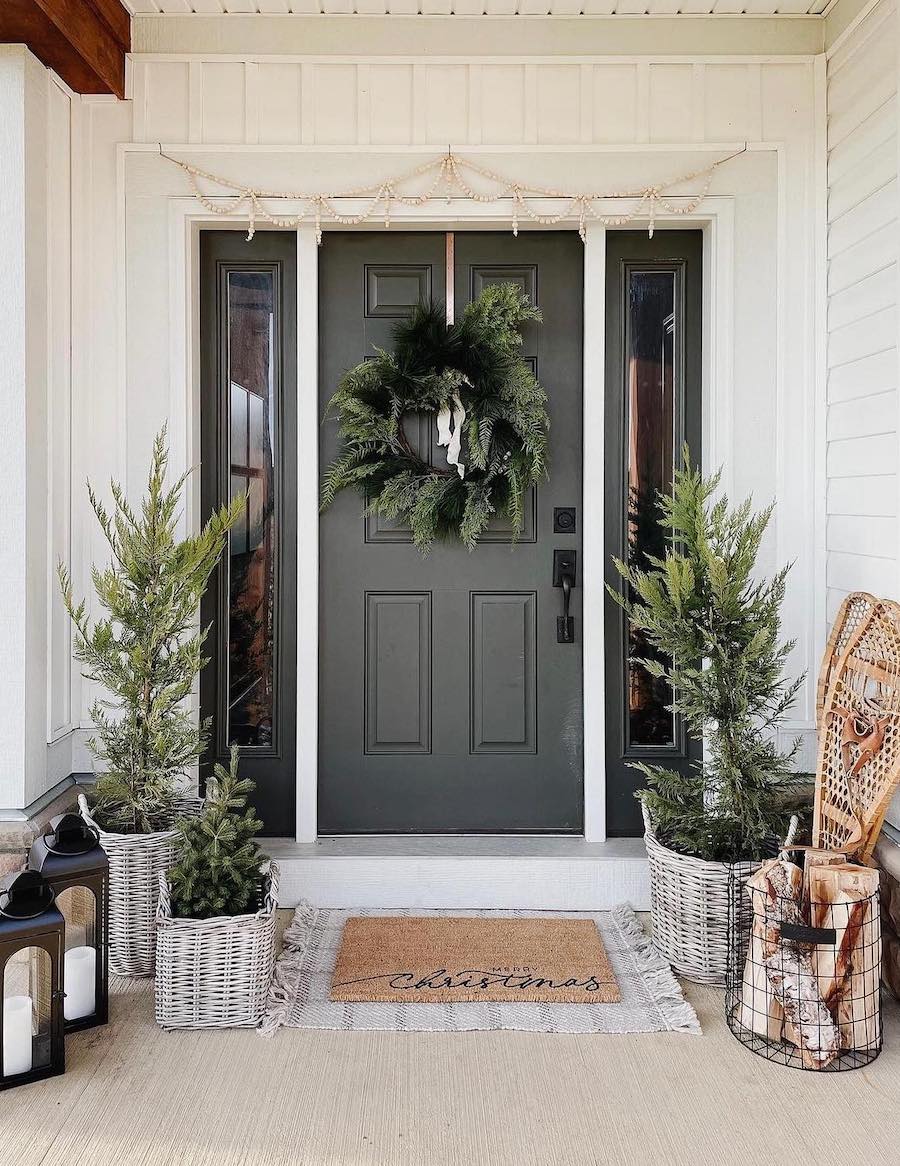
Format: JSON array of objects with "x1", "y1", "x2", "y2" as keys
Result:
[{"x1": 0, "y1": 0, "x2": 130, "y2": 99}]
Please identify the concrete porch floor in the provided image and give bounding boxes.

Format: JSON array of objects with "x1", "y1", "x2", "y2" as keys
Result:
[{"x1": 4, "y1": 913, "x2": 900, "y2": 1166}]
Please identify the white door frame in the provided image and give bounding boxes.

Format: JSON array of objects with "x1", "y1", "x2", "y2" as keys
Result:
[{"x1": 168, "y1": 195, "x2": 734, "y2": 844}]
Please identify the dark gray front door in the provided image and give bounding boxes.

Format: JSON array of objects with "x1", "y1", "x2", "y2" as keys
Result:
[{"x1": 318, "y1": 231, "x2": 584, "y2": 834}]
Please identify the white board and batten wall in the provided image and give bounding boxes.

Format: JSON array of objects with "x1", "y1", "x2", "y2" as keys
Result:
[
  {"x1": 0, "y1": 48, "x2": 84, "y2": 811},
  {"x1": 8, "y1": 6, "x2": 898, "y2": 900}
]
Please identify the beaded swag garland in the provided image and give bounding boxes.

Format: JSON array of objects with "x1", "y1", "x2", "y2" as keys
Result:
[
  {"x1": 320, "y1": 283, "x2": 548, "y2": 551},
  {"x1": 160, "y1": 146, "x2": 747, "y2": 243}
]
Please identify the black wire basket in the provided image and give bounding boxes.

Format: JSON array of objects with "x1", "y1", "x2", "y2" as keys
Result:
[{"x1": 725, "y1": 856, "x2": 882, "y2": 1071}]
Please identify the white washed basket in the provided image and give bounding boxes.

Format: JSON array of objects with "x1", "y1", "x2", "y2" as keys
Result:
[
  {"x1": 154, "y1": 862, "x2": 279, "y2": 1030},
  {"x1": 642, "y1": 800, "x2": 760, "y2": 986},
  {"x1": 78, "y1": 793, "x2": 204, "y2": 978}
]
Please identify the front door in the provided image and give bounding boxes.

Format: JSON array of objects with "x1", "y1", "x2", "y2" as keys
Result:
[{"x1": 318, "y1": 231, "x2": 584, "y2": 834}]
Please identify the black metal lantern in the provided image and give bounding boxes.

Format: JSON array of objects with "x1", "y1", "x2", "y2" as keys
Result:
[
  {"x1": 0, "y1": 870, "x2": 65, "y2": 1089},
  {"x1": 28, "y1": 814, "x2": 109, "y2": 1032}
]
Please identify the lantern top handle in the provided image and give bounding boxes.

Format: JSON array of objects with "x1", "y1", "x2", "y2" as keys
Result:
[
  {"x1": 0, "y1": 870, "x2": 56, "y2": 920},
  {"x1": 43, "y1": 814, "x2": 100, "y2": 856}
]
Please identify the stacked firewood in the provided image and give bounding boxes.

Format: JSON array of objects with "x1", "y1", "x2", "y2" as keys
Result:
[
  {"x1": 738, "y1": 851, "x2": 881, "y2": 1069},
  {"x1": 731, "y1": 593, "x2": 900, "y2": 1070}
]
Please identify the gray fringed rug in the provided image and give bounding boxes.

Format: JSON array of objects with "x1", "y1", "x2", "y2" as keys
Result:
[{"x1": 259, "y1": 904, "x2": 700, "y2": 1036}]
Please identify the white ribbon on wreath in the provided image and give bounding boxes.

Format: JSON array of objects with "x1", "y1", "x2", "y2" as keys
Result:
[{"x1": 436, "y1": 391, "x2": 467, "y2": 479}]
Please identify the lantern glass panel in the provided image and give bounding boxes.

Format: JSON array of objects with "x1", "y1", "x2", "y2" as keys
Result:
[
  {"x1": 56, "y1": 886, "x2": 98, "y2": 1022},
  {"x1": 56, "y1": 885, "x2": 96, "y2": 952},
  {"x1": 2, "y1": 946, "x2": 52, "y2": 1077}
]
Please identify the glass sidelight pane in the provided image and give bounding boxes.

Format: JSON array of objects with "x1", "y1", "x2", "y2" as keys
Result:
[
  {"x1": 625, "y1": 269, "x2": 677, "y2": 749},
  {"x1": 226, "y1": 270, "x2": 278, "y2": 749}
]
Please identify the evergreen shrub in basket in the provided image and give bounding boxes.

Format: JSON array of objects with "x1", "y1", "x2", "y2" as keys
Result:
[
  {"x1": 155, "y1": 747, "x2": 278, "y2": 1030},
  {"x1": 62, "y1": 431, "x2": 242, "y2": 975},
  {"x1": 609, "y1": 452, "x2": 809, "y2": 983}
]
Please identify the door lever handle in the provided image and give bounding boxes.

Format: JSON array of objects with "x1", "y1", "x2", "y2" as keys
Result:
[{"x1": 553, "y1": 550, "x2": 576, "y2": 644}]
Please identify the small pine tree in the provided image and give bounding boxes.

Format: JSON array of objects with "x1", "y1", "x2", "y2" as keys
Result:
[
  {"x1": 59, "y1": 430, "x2": 243, "y2": 834},
  {"x1": 610, "y1": 452, "x2": 806, "y2": 862},
  {"x1": 168, "y1": 746, "x2": 265, "y2": 920}
]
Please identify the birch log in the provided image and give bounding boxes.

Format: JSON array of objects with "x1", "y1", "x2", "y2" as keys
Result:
[
  {"x1": 761, "y1": 859, "x2": 842, "y2": 1069},
  {"x1": 801, "y1": 848, "x2": 849, "y2": 921},
  {"x1": 809, "y1": 863, "x2": 881, "y2": 1051},
  {"x1": 739, "y1": 861, "x2": 785, "y2": 1039}
]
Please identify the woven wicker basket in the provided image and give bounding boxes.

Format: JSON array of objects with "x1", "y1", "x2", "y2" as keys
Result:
[
  {"x1": 78, "y1": 793, "x2": 203, "y2": 978},
  {"x1": 154, "y1": 862, "x2": 279, "y2": 1030},
  {"x1": 642, "y1": 800, "x2": 761, "y2": 986}
]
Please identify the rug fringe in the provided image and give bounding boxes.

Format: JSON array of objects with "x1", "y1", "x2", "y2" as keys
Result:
[
  {"x1": 610, "y1": 903, "x2": 701, "y2": 1035},
  {"x1": 258, "y1": 899, "x2": 319, "y2": 1037}
]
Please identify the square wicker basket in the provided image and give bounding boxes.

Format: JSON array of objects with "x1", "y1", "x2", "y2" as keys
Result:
[{"x1": 154, "y1": 862, "x2": 279, "y2": 1030}]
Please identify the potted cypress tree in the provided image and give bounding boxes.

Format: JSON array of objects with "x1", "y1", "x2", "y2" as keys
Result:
[
  {"x1": 60, "y1": 430, "x2": 242, "y2": 976},
  {"x1": 155, "y1": 746, "x2": 278, "y2": 1029},
  {"x1": 611, "y1": 453, "x2": 807, "y2": 985}
]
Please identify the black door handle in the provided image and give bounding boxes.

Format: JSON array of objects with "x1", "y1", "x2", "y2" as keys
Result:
[{"x1": 553, "y1": 550, "x2": 576, "y2": 644}]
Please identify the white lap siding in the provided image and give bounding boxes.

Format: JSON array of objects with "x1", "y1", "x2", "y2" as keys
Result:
[
  {"x1": 826, "y1": 0, "x2": 899, "y2": 621},
  {"x1": 826, "y1": 0, "x2": 900, "y2": 827}
]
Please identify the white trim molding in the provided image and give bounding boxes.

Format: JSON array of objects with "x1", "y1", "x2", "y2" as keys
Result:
[{"x1": 131, "y1": 16, "x2": 826, "y2": 63}]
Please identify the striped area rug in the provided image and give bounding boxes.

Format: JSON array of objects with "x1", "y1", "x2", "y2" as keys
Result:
[{"x1": 259, "y1": 903, "x2": 700, "y2": 1036}]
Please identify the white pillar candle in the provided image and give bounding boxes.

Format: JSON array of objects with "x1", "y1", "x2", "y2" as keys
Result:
[
  {"x1": 3, "y1": 995, "x2": 33, "y2": 1076},
  {"x1": 64, "y1": 945, "x2": 96, "y2": 1021}
]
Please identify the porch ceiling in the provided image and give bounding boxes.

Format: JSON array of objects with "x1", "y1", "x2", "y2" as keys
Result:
[{"x1": 126, "y1": 0, "x2": 831, "y2": 16}]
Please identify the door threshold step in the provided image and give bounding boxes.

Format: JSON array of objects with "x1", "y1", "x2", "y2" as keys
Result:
[{"x1": 266, "y1": 836, "x2": 648, "y2": 911}]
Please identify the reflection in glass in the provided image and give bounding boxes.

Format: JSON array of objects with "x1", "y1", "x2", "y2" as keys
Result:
[
  {"x1": 227, "y1": 271, "x2": 277, "y2": 749},
  {"x1": 625, "y1": 270, "x2": 677, "y2": 748}
]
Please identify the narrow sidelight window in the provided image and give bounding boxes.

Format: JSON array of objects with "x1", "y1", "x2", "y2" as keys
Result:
[
  {"x1": 604, "y1": 231, "x2": 702, "y2": 837},
  {"x1": 624, "y1": 269, "x2": 678, "y2": 750},
  {"x1": 200, "y1": 232, "x2": 297, "y2": 836},
  {"x1": 226, "y1": 270, "x2": 278, "y2": 749}
]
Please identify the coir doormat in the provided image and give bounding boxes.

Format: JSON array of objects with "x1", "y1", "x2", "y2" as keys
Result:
[{"x1": 329, "y1": 915, "x2": 620, "y2": 1004}]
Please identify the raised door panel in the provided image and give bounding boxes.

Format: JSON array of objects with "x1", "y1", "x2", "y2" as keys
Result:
[
  {"x1": 365, "y1": 592, "x2": 432, "y2": 754},
  {"x1": 366, "y1": 265, "x2": 432, "y2": 317},
  {"x1": 471, "y1": 592, "x2": 537, "y2": 754}
]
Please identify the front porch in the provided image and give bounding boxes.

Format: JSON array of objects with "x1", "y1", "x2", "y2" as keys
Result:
[
  {"x1": 1, "y1": 0, "x2": 899, "y2": 1158},
  {"x1": 3, "y1": 958, "x2": 899, "y2": 1165}
]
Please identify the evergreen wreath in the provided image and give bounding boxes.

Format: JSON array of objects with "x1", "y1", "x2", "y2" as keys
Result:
[{"x1": 320, "y1": 283, "x2": 550, "y2": 551}]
